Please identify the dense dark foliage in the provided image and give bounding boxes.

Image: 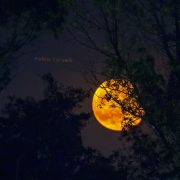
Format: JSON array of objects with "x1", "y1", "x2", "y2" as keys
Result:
[
  {"x1": 0, "y1": 0, "x2": 179, "y2": 179},
  {"x1": 0, "y1": 74, "x2": 90, "y2": 179}
]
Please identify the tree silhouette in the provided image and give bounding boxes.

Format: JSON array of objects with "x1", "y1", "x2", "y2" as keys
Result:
[
  {"x1": 0, "y1": 73, "x2": 91, "y2": 180},
  {"x1": 67, "y1": 0, "x2": 180, "y2": 178},
  {"x1": 0, "y1": 73, "x2": 129, "y2": 180},
  {"x1": 0, "y1": 0, "x2": 71, "y2": 92},
  {"x1": 0, "y1": 1, "x2": 179, "y2": 179}
]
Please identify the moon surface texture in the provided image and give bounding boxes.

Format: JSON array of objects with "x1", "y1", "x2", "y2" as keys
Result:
[{"x1": 92, "y1": 79, "x2": 144, "y2": 131}]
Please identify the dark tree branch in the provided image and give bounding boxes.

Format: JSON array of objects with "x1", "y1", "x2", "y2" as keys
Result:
[{"x1": 173, "y1": 0, "x2": 180, "y2": 63}]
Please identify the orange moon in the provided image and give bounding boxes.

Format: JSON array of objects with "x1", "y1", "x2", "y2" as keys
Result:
[{"x1": 92, "y1": 79, "x2": 144, "y2": 131}]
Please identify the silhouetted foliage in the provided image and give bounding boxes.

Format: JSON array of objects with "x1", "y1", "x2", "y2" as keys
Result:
[
  {"x1": 0, "y1": 74, "x2": 129, "y2": 180},
  {"x1": 0, "y1": 0, "x2": 71, "y2": 93},
  {"x1": 0, "y1": 62, "x2": 11, "y2": 94},
  {"x1": 0, "y1": 74, "x2": 91, "y2": 179},
  {"x1": 0, "y1": 0, "x2": 179, "y2": 179},
  {"x1": 69, "y1": 0, "x2": 180, "y2": 179}
]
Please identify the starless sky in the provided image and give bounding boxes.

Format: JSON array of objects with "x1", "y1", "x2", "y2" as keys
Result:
[
  {"x1": 0, "y1": 27, "x2": 167, "y2": 156},
  {"x1": 0, "y1": 29, "x2": 127, "y2": 156}
]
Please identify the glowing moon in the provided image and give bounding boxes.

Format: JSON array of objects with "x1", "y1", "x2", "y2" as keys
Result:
[{"x1": 92, "y1": 79, "x2": 144, "y2": 131}]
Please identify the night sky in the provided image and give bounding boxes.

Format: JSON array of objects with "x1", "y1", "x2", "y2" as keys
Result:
[
  {"x1": 0, "y1": 29, "x2": 125, "y2": 156},
  {"x1": 0, "y1": 29, "x2": 169, "y2": 155},
  {"x1": 0, "y1": 0, "x2": 179, "y2": 179}
]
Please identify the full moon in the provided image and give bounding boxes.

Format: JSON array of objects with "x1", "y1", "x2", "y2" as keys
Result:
[{"x1": 92, "y1": 79, "x2": 144, "y2": 131}]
